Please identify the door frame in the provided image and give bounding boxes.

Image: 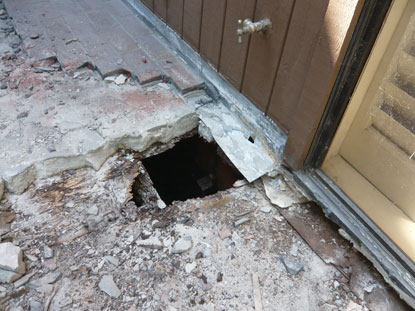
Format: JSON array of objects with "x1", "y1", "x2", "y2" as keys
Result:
[{"x1": 294, "y1": 0, "x2": 415, "y2": 307}]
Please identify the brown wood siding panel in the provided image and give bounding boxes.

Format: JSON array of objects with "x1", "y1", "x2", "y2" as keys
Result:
[
  {"x1": 183, "y1": 0, "x2": 203, "y2": 50},
  {"x1": 154, "y1": 0, "x2": 167, "y2": 21},
  {"x1": 241, "y1": 0, "x2": 296, "y2": 112},
  {"x1": 267, "y1": 0, "x2": 330, "y2": 133},
  {"x1": 199, "y1": 0, "x2": 227, "y2": 68},
  {"x1": 283, "y1": 0, "x2": 364, "y2": 169},
  {"x1": 219, "y1": 0, "x2": 256, "y2": 89},
  {"x1": 167, "y1": 0, "x2": 184, "y2": 36},
  {"x1": 142, "y1": 0, "x2": 154, "y2": 11}
]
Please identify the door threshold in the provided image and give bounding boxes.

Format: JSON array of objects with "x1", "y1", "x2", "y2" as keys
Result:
[{"x1": 294, "y1": 169, "x2": 415, "y2": 308}]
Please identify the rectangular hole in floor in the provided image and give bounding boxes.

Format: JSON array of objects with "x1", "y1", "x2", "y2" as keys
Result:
[{"x1": 136, "y1": 135, "x2": 243, "y2": 205}]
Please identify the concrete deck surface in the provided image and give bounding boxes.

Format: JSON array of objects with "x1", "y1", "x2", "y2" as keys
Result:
[{"x1": 0, "y1": 0, "x2": 412, "y2": 310}]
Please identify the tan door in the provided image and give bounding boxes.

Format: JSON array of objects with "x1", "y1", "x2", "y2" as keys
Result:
[{"x1": 323, "y1": 0, "x2": 415, "y2": 261}]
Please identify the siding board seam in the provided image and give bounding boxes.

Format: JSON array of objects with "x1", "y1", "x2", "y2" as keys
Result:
[
  {"x1": 217, "y1": 0, "x2": 228, "y2": 71},
  {"x1": 265, "y1": 0, "x2": 297, "y2": 115},
  {"x1": 240, "y1": 0, "x2": 258, "y2": 92}
]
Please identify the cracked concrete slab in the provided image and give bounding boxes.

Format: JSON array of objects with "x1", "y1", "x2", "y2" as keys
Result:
[{"x1": 0, "y1": 73, "x2": 198, "y2": 197}]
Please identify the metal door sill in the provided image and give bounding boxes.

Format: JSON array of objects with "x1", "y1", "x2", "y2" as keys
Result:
[{"x1": 294, "y1": 169, "x2": 415, "y2": 308}]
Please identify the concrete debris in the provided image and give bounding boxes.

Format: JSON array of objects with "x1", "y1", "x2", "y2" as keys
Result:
[
  {"x1": 0, "y1": 243, "x2": 25, "y2": 282},
  {"x1": 234, "y1": 217, "x2": 250, "y2": 227},
  {"x1": 0, "y1": 270, "x2": 20, "y2": 283},
  {"x1": 262, "y1": 175, "x2": 304, "y2": 208},
  {"x1": 28, "y1": 272, "x2": 61, "y2": 288},
  {"x1": 42, "y1": 246, "x2": 53, "y2": 259},
  {"x1": 104, "y1": 76, "x2": 116, "y2": 83},
  {"x1": 104, "y1": 256, "x2": 119, "y2": 267},
  {"x1": 171, "y1": 237, "x2": 192, "y2": 254},
  {"x1": 0, "y1": 1, "x2": 409, "y2": 309},
  {"x1": 114, "y1": 74, "x2": 127, "y2": 85},
  {"x1": 184, "y1": 262, "x2": 196, "y2": 274},
  {"x1": 136, "y1": 237, "x2": 164, "y2": 250},
  {"x1": 157, "y1": 199, "x2": 167, "y2": 209},
  {"x1": 13, "y1": 271, "x2": 35, "y2": 288},
  {"x1": 29, "y1": 299, "x2": 43, "y2": 311},
  {"x1": 98, "y1": 275, "x2": 121, "y2": 299},
  {"x1": 233, "y1": 179, "x2": 248, "y2": 188},
  {"x1": 218, "y1": 229, "x2": 232, "y2": 240},
  {"x1": 259, "y1": 204, "x2": 273, "y2": 213},
  {"x1": 86, "y1": 206, "x2": 99, "y2": 215},
  {"x1": 280, "y1": 257, "x2": 304, "y2": 275},
  {"x1": 290, "y1": 245, "x2": 298, "y2": 257}
]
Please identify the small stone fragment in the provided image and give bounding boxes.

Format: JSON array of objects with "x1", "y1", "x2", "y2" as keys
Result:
[
  {"x1": 184, "y1": 262, "x2": 196, "y2": 274},
  {"x1": 280, "y1": 257, "x2": 304, "y2": 275},
  {"x1": 29, "y1": 299, "x2": 43, "y2": 311},
  {"x1": 233, "y1": 179, "x2": 248, "y2": 188},
  {"x1": 16, "y1": 111, "x2": 28, "y2": 119},
  {"x1": 290, "y1": 245, "x2": 298, "y2": 257},
  {"x1": 28, "y1": 271, "x2": 61, "y2": 288},
  {"x1": 104, "y1": 256, "x2": 119, "y2": 267},
  {"x1": 199, "y1": 280, "x2": 212, "y2": 292},
  {"x1": 153, "y1": 220, "x2": 168, "y2": 229},
  {"x1": 260, "y1": 205, "x2": 273, "y2": 213},
  {"x1": 99, "y1": 275, "x2": 121, "y2": 298},
  {"x1": 104, "y1": 76, "x2": 116, "y2": 83},
  {"x1": 86, "y1": 205, "x2": 99, "y2": 215},
  {"x1": 0, "y1": 242, "x2": 25, "y2": 280},
  {"x1": 217, "y1": 272, "x2": 223, "y2": 282},
  {"x1": 234, "y1": 217, "x2": 250, "y2": 227},
  {"x1": 157, "y1": 199, "x2": 166, "y2": 209},
  {"x1": 26, "y1": 254, "x2": 38, "y2": 262},
  {"x1": 43, "y1": 246, "x2": 53, "y2": 259},
  {"x1": 44, "y1": 259, "x2": 57, "y2": 271},
  {"x1": 35, "y1": 284, "x2": 54, "y2": 294},
  {"x1": 114, "y1": 74, "x2": 127, "y2": 85},
  {"x1": 195, "y1": 252, "x2": 204, "y2": 260},
  {"x1": 171, "y1": 237, "x2": 192, "y2": 254},
  {"x1": 13, "y1": 271, "x2": 35, "y2": 288},
  {"x1": 30, "y1": 33, "x2": 39, "y2": 39},
  {"x1": 136, "y1": 237, "x2": 164, "y2": 250},
  {"x1": 0, "y1": 269, "x2": 20, "y2": 283},
  {"x1": 218, "y1": 229, "x2": 232, "y2": 240}
]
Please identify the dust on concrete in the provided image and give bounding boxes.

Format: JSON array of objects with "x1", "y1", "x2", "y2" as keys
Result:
[{"x1": 0, "y1": 3, "x2": 411, "y2": 311}]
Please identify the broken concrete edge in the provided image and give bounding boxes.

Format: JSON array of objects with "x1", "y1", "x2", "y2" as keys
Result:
[
  {"x1": 293, "y1": 170, "x2": 415, "y2": 309},
  {"x1": 0, "y1": 112, "x2": 199, "y2": 198},
  {"x1": 123, "y1": 0, "x2": 286, "y2": 162}
]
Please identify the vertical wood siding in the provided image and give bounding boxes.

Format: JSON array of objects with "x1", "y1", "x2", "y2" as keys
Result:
[
  {"x1": 241, "y1": 0, "x2": 296, "y2": 112},
  {"x1": 182, "y1": 0, "x2": 203, "y2": 50},
  {"x1": 267, "y1": 0, "x2": 330, "y2": 133},
  {"x1": 154, "y1": 0, "x2": 167, "y2": 21},
  {"x1": 150, "y1": 0, "x2": 364, "y2": 169},
  {"x1": 218, "y1": 0, "x2": 256, "y2": 89},
  {"x1": 199, "y1": 0, "x2": 227, "y2": 68},
  {"x1": 142, "y1": 0, "x2": 154, "y2": 11},
  {"x1": 167, "y1": 0, "x2": 184, "y2": 36}
]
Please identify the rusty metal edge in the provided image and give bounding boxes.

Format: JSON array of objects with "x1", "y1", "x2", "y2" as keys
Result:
[{"x1": 294, "y1": 169, "x2": 415, "y2": 309}]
